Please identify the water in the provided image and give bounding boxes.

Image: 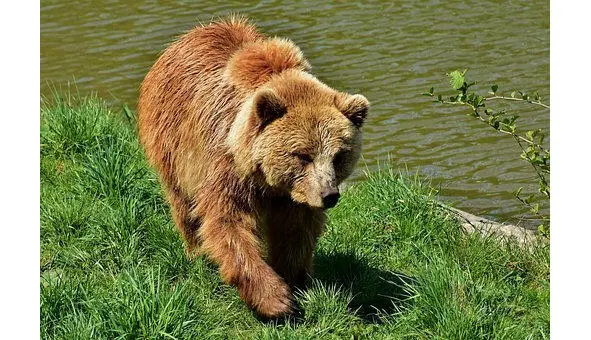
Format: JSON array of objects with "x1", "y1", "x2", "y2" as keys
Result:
[{"x1": 41, "y1": 0, "x2": 550, "y2": 228}]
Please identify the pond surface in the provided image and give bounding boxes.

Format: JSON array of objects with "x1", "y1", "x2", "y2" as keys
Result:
[{"x1": 41, "y1": 0, "x2": 550, "y2": 228}]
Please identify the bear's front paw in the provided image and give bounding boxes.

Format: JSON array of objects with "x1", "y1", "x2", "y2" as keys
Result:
[
  {"x1": 240, "y1": 271, "x2": 295, "y2": 319},
  {"x1": 259, "y1": 279, "x2": 294, "y2": 319}
]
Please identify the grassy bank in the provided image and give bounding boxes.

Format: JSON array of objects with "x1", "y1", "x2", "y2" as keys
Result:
[{"x1": 40, "y1": 94, "x2": 549, "y2": 339}]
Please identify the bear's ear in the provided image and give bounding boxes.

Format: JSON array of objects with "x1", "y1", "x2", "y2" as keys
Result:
[
  {"x1": 253, "y1": 89, "x2": 287, "y2": 127},
  {"x1": 336, "y1": 94, "x2": 369, "y2": 128}
]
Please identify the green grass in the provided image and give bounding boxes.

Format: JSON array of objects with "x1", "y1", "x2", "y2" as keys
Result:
[{"x1": 40, "y1": 94, "x2": 549, "y2": 339}]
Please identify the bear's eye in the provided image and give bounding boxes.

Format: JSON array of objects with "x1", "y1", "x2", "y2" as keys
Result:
[{"x1": 293, "y1": 153, "x2": 313, "y2": 164}]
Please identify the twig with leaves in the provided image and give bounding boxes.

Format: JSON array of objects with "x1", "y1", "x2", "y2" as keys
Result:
[{"x1": 423, "y1": 69, "x2": 549, "y2": 236}]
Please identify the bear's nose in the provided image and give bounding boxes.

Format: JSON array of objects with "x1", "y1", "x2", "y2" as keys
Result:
[{"x1": 322, "y1": 191, "x2": 340, "y2": 209}]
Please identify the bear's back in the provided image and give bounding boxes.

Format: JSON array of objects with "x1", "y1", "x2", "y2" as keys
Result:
[{"x1": 137, "y1": 18, "x2": 262, "y2": 185}]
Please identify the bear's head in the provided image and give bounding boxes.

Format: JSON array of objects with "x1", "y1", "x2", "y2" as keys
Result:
[{"x1": 227, "y1": 70, "x2": 369, "y2": 209}]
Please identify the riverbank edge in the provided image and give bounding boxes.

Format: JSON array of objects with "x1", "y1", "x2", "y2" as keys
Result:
[{"x1": 440, "y1": 204, "x2": 537, "y2": 244}]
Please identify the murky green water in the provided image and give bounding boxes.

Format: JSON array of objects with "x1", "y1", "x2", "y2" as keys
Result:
[{"x1": 41, "y1": 0, "x2": 549, "y2": 227}]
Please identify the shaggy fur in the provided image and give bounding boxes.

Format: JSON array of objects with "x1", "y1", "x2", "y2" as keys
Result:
[{"x1": 137, "y1": 16, "x2": 369, "y2": 318}]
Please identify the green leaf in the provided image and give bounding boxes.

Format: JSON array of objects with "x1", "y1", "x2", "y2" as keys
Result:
[
  {"x1": 422, "y1": 87, "x2": 434, "y2": 96},
  {"x1": 491, "y1": 85, "x2": 498, "y2": 94},
  {"x1": 538, "y1": 224, "x2": 549, "y2": 236},
  {"x1": 539, "y1": 181, "x2": 550, "y2": 197},
  {"x1": 476, "y1": 95, "x2": 485, "y2": 107},
  {"x1": 447, "y1": 70, "x2": 465, "y2": 90}
]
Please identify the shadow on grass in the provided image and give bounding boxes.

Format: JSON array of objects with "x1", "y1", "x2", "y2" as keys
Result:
[{"x1": 313, "y1": 252, "x2": 416, "y2": 323}]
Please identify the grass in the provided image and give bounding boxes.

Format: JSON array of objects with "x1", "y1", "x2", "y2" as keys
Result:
[{"x1": 40, "y1": 94, "x2": 550, "y2": 339}]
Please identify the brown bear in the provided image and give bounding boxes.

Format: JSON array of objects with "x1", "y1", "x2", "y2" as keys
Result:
[{"x1": 137, "y1": 16, "x2": 369, "y2": 318}]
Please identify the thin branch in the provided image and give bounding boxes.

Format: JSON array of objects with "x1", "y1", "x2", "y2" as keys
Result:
[
  {"x1": 432, "y1": 100, "x2": 466, "y2": 106},
  {"x1": 514, "y1": 193, "x2": 549, "y2": 223},
  {"x1": 485, "y1": 96, "x2": 550, "y2": 109},
  {"x1": 514, "y1": 136, "x2": 549, "y2": 197},
  {"x1": 438, "y1": 99, "x2": 549, "y2": 153}
]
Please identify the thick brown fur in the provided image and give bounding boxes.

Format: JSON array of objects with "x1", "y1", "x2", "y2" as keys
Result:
[{"x1": 137, "y1": 16, "x2": 369, "y2": 318}]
